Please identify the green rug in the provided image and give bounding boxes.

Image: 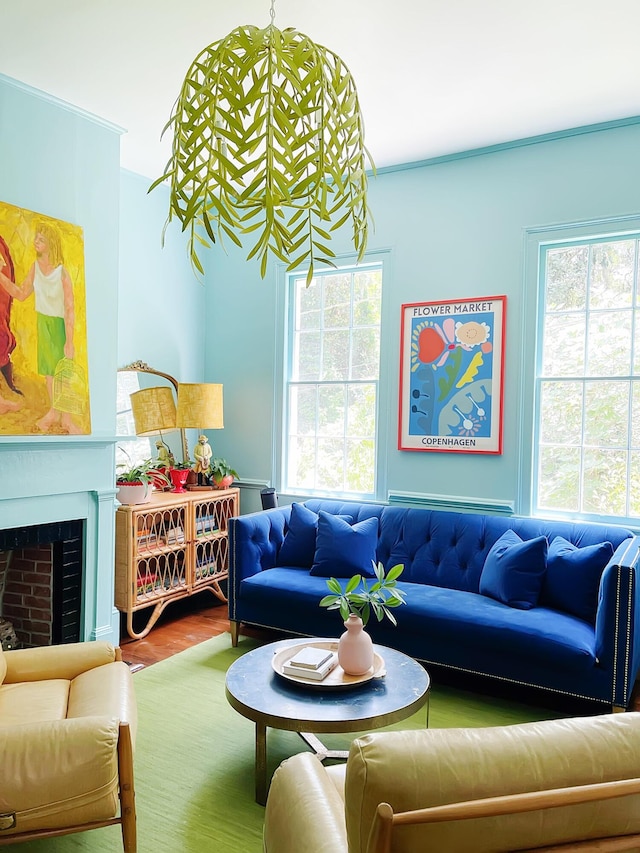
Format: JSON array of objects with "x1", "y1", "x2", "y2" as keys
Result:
[{"x1": 9, "y1": 635, "x2": 571, "y2": 853}]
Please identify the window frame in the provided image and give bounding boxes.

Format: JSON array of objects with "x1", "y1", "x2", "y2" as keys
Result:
[
  {"x1": 277, "y1": 254, "x2": 388, "y2": 501},
  {"x1": 525, "y1": 216, "x2": 640, "y2": 525}
]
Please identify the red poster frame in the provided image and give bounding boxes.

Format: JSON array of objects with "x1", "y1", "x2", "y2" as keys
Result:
[{"x1": 398, "y1": 295, "x2": 506, "y2": 454}]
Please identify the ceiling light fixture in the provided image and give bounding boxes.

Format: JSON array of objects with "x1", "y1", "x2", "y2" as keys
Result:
[{"x1": 151, "y1": 0, "x2": 373, "y2": 284}]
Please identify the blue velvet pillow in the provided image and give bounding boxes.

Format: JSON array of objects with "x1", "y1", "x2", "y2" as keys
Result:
[
  {"x1": 543, "y1": 536, "x2": 613, "y2": 623},
  {"x1": 278, "y1": 503, "x2": 320, "y2": 567},
  {"x1": 278, "y1": 504, "x2": 354, "y2": 568},
  {"x1": 310, "y1": 512, "x2": 378, "y2": 578},
  {"x1": 479, "y1": 530, "x2": 548, "y2": 610}
]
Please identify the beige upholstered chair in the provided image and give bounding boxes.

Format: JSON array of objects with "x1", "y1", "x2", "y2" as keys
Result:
[
  {"x1": 264, "y1": 713, "x2": 640, "y2": 853},
  {"x1": 0, "y1": 641, "x2": 137, "y2": 852}
]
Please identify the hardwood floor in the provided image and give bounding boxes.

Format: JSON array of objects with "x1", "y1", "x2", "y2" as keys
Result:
[{"x1": 118, "y1": 591, "x2": 268, "y2": 668}]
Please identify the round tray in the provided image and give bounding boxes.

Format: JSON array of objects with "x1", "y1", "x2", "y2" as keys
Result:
[{"x1": 271, "y1": 639, "x2": 386, "y2": 689}]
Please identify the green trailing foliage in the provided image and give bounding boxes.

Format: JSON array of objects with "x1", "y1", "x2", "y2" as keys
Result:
[{"x1": 150, "y1": 24, "x2": 373, "y2": 283}]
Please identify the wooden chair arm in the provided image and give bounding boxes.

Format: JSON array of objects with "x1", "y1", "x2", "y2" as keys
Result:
[{"x1": 366, "y1": 777, "x2": 640, "y2": 853}]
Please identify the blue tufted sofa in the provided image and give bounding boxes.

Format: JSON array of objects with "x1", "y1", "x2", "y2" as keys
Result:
[{"x1": 228, "y1": 499, "x2": 640, "y2": 710}]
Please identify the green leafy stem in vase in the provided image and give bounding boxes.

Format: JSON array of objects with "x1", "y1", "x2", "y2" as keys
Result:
[{"x1": 319, "y1": 561, "x2": 406, "y2": 628}]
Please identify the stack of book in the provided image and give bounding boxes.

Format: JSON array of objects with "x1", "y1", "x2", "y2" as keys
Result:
[
  {"x1": 137, "y1": 532, "x2": 164, "y2": 550},
  {"x1": 136, "y1": 571, "x2": 159, "y2": 594},
  {"x1": 165, "y1": 526, "x2": 185, "y2": 544},
  {"x1": 196, "y1": 515, "x2": 218, "y2": 536},
  {"x1": 195, "y1": 559, "x2": 216, "y2": 577},
  {"x1": 282, "y1": 646, "x2": 338, "y2": 681}
]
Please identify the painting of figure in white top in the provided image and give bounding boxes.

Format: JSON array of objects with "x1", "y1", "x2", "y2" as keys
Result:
[{"x1": 0, "y1": 200, "x2": 91, "y2": 435}]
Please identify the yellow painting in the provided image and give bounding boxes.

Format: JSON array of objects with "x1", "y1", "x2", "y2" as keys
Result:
[{"x1": 0, "y1": 201, "x2": 91, "y2": 435}]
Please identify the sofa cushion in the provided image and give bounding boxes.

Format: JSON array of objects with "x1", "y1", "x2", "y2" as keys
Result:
[
  {"x1": 0, "y1": 716, "x2": 120, "y2": 835},
  {"x1": 392, "y1": 582, "x2": 597, "y2": 673},
  {"x1": 2, "y1": 640, "x2": 117, "y2": 683},
  {"x1": 343, "y1": 715, "x2": 640, "y2": 853},
  {"x1": 278, "y1": 503, "x2": 320, "y2": 568},
  {"x1": 310, "y1": 513, "x2": 378, "y2": 578},
  {"x1": 479, "y1": 530, "x2": 548, "y2": 610},
  {"x1": 279, "y1": 503, "x2": 354, "y2": 568},
  {"x1": 0, "y1": 679, "x2": 71, "y2": 727},
  {"x1": 68, "y1": 662, "x2": 138, "y2": 740},
  {"x1": 0, "y1": 647, "x2": 5, "y2": 686},
  {"x1": 543, "y1": 537, "x2": 613, "y2": 623}
]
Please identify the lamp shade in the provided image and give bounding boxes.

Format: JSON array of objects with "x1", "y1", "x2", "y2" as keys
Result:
[
  {"x1": 130, "y1": 386, "x2": 177, "y2": 436},
  {"x1": 176, "y1": 383, "x2": 224, "y2": 429}
]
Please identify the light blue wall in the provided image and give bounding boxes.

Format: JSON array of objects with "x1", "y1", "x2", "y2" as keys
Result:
[
  {"x1": 202, "y1": 121, "x2": 640, "y2": 514},
  {"x1": 118, "y1": 170, "x2": 204, "y2": 381},
  {"x1": 117, "y1": 170, "x2": 209, "y2": 464},
  {"x1": 0, "y1": 74, "x2": 122, "y2": 641},
  {"x1": 5, "y1": 64, "x2": 640, "y2": 540}
]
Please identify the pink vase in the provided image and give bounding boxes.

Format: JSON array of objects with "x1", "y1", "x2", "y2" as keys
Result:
[{"x1": 338, "y1": 614, "x2": 374, "y2": 675}]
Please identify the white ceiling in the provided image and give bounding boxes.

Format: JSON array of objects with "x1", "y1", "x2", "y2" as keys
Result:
[{"x1": 2, "y1": 1, "x2": 640, "y2": 180}]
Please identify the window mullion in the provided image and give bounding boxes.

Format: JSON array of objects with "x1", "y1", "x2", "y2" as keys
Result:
[
  {"x1": 578, "y1": 248, "x2": 591, "y2": 514},
  {"x1": 314, "y1": 383, "x2": 320, "y2": 491},
  {"x1": 627, "y1": 240, "x2": 639, "y2": 516}
]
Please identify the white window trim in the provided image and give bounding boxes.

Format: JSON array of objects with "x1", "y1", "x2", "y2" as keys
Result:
[
  {"x1": 521, "y1": 214, "x2": 640, "y2": 522},
  {"x1": 274, "y1": 251, "x2": 391, "y2": 503}
]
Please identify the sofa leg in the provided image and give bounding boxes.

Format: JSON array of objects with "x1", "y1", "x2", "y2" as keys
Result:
[
  {"x1": 612, "y1": 704, "x2": 627, "y2": 713},
  {"x1": 230, "y1": 620, "x2": 240, "y2": 647}
]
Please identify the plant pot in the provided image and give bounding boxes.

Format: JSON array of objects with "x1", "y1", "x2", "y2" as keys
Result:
[
  {"x1": 169, "y1": 468, "x2": 190, "y2": 493},
  {"x1": 116, "y1": 482, "x2": 152, "y2": 505},
  {"x1": 211, "y1": 474, "x2": 234, "y2": 490},
  {"x1": 338, "y1": 613, "x2": 374, "y2": 676}
]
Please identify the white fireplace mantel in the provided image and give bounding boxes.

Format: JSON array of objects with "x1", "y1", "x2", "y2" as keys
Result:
[{"x1": 0, "y1": 438, "x2": 120, "y2": 644}]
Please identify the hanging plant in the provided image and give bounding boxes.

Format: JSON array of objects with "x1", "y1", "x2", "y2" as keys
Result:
[{"x1": 150, "y1": 22, "x2": 374, "y2": 283}]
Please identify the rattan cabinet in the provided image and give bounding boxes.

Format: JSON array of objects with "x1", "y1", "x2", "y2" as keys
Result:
[{"x1": 115, "y1": 488, "x2": 239, "y2": 639}]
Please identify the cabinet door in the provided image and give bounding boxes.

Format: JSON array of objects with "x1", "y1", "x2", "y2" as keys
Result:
[
  {"x1": 192, "y1": 492, "x2": 237, "y2": 587},
  {"x1": 133, "y1": 502, "x2": 188, "y2": 604}
]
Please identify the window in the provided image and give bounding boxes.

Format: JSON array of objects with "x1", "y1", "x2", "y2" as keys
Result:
[
  {"x1": 535, "y1": 234, "x2": 640, "y2": 522},
  {"x1": 284, "y1": 262, "x2": 382, "y2": 497},
  {"x1": 116, "y1": 371, "x2": 151, "y2": 468}
]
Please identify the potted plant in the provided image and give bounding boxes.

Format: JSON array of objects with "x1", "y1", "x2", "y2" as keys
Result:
[
  {"x1": 319, "y1": 562, "x2": 406, "y2": 675},
  {"x1": 208, "y1": 458, "x2": 239, "y2": 490},
  {"x1": 116, "y1": 456, "x2": 170, "y2": 505}
]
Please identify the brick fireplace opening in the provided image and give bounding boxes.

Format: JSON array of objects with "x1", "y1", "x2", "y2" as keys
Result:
[{"x1": 0, "y1": 520, "x2": 84, "y2": 648}]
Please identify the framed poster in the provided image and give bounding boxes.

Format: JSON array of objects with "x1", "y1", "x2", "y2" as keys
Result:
[
  {"x1": 0, "y1": 200, "x2": 91, "y2": 435},
  {"x1": 398, "y1": 295, "x2": 506, "y2": 454}
]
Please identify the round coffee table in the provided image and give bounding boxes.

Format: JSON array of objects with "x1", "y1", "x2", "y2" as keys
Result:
[{"x1": 225, "y1": 637, "x2": 430, "y2": 804}]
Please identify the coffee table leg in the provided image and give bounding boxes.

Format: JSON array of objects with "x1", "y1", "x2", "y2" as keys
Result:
[
  {"x1": 255, "y1": 720, "x2": 268, "y2": 805},
  {"x1": 299, "y1": 732, "x2": 348, "y2": 761}
]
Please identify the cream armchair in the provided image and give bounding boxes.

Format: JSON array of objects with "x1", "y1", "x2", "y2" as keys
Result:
[
  {"x1": 0, "y1": 641, "x2": 137, "y2": 852},
  {"x1": 264, "y1": 713, "x2": 640, "y2": 853}
]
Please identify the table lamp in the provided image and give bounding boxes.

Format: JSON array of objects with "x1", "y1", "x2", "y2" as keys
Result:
[
  {"x1": 130, "y1": 385, "x2": 178, "y2": 469},
  {"x1": 176, "y1": 383, "x2": 224, "y2": 483}
]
